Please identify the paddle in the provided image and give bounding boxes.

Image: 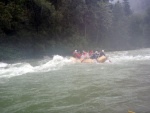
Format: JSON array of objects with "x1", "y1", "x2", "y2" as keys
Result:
[
  {"x1": 106, "y1": 56, "x2": 112, "y2": 63},
  {"x1": 81, "y1": 58, "x2": 85, "y2": 63},
  {"x1": 128, "y1": 110, "x2": 135, "y2": 113},
  {"x1": 108, "y1": 59, "x2": 112, "y2": 63}
]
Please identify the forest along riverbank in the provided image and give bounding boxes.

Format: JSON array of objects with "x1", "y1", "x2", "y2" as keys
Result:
[{"x1": 1, "y1": 0, "x2": 150, "y2": 61}]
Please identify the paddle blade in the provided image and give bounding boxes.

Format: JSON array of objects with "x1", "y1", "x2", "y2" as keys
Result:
[
  {"x1": 128, "y1": 110, "x2": 135, "y2": 113},
  {"x1": 109, "y1": 60, "x2": 112, "y2": 63}
]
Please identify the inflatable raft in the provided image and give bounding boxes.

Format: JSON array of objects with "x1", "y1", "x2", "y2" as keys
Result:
[{"x1": 70, "y1": 56, "x2": 107, "y2": 63}]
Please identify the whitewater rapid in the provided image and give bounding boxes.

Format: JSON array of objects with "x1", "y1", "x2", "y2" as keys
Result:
[
  {"x1": 0, "y1": 49, "x2": 150, "y2": 78},
  {"x1": 0, "y1": 55, "x2": 72, "y2": 78}
]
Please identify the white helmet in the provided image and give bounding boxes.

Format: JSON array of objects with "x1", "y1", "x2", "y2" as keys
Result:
[
  {"x1": 75, "y1": 50, "x2": 77, "y2": 52},
  {"x1": 102, "y1": 50, "x2": 104, "y2": 52}
]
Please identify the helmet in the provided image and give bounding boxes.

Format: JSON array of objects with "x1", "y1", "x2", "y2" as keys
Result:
[
  {"x1": 102, "y1": 50, "x2": 104, "y2": 52},
  {"x1": 75, "y1": 50, "x2": 77, "y2": 52}
]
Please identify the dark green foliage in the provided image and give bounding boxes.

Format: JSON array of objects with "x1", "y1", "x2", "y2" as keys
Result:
[
  {"x1": 0, "y1": 0, "x2": 150, "y2": 60},
  {"x1": 1, "y1": 2, "x2": 27, "y2": 31}
]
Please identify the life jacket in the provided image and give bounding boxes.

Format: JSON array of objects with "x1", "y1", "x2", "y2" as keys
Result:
[
  {"x1": 73, "y1": 52, "x2": 81, "y2": 59},
  {"x1": 89, "y1": 51, "x2": 93, "y2": 56},
  {"x1": 99, "y1": 52, "x2": 105, "y2": 57},
  {"x1": 82, "y1": 51, "x2": 89, "y2": 58}
]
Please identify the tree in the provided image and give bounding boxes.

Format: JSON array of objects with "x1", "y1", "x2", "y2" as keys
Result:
[
  {"x1": 94, "y1": 1, "x2": 112, "y2": 46},
  {"x1": 129, "y1": 15, "x2": 144, "y2": 47},
  {"x1": 0, "y1": 1, "x2": 27, "y2": 35},
  {"x1": 111, "y1": 1, "x2": 130, "y2": 49},
  {"x1": 143, "y1": 7, "x2": 150, "y2": 47},
  {"x1": 112, "y1": 1, "x2": 124, "y2": 22},
  {"x1": 123, "y1": 0, "x2": 132, "y2": 16}
]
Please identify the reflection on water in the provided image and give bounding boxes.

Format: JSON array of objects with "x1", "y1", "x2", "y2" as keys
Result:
[{"x1": 0, "y1": 49, "x2": 150, "y2": 113}]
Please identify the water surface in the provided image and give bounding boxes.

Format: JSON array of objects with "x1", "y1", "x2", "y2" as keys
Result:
[{"x1": 0, "y1": 49, "x2": 150, "y2": 113}]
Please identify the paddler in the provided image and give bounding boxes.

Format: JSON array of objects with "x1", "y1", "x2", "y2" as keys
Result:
[
  {"x1": 90, "y1": 51, "x2": 99, "y2": 59},
  {"x1": 99, "y1": 50, "x2": 106, "y2": 57},
  {"x1": 99, "y1": 50, "x2": 112, "y2": 63},
  {"x1": 73, "y1": 50, "x2": 81, "y2": 59}
]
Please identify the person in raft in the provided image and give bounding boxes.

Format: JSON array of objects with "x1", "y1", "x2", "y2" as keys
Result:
[
  {"x1": 81, "y1": 50, "x2": 90, "y2": 59},
  {"x1": 90, "y1": 51, "x2": 99, "y2": 59},
  {"x1": 89, "y1": 50, "x2": 94, "y2": 57},
  {"x1": 73, "y1": 50, "x2": 81, "y2": 59},
  {"x1": 99, "y1": 50, "x2": 106, "y2": 57}
]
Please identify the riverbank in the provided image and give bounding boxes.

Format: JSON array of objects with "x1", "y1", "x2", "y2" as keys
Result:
[{"x1": 0, "y1": 42, "x2": 143, "y2": 62}]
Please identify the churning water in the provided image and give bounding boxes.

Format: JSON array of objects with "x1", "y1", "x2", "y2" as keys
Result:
[{"x1": 0, "y1": 49, "x2": 150, "y2": 113}]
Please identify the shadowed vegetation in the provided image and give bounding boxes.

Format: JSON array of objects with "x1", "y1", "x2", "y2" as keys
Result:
[{"x1": 0, "y1": 0, "x2": 150, "y2": 60}]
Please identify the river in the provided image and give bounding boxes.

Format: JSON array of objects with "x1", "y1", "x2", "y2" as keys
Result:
[{"x1": 0, "y1": 48, "x2": 150, "y2": 113}]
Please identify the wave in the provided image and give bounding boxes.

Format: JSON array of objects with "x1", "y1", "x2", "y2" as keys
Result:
[
  {"x1": 0, "y1": 62, "x2": 8, "y2": 68},
  {"x1": 108, "y1": 50, "x2": 150, "y2": 63},
  {"x1": 0, "y1": 49, "x2": 150, "y2": 78},
  {"x1": 34, "y1": 55, "x2": 71, "y2": 72},
  {"x1": 0, "y1": 55, "x2": 72, "y2": 78}
]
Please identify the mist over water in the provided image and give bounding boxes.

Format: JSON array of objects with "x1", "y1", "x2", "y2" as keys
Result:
[
  {"x1": 0, "y1": 48, "x2": 150, "y2": 79},
  {"x1": 0, "y1": 48, "x2": 150, "y2": 113},
  {"x1": 111, "y1": 0, "x2": 150, "y2": 14}
]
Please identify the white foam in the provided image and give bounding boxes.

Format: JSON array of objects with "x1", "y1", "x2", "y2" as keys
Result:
[
  {"x1": 34, "y1": 55, "x2": 71, "y2": 72},
  {"x1": 112, "y1": 55, "x2": 150, "y2": 62},
  {"x1": 108, "y1": 50, "x2": 150, "y2": 63},
  {"x1": 0, "y1": 50, "x2": 150, "y2": 79},
  {"x1": 0, "y1": 62, "x2": 8, "y2": 68},
  {"x1": 0, "y1": 63, "x2": 34, "y2": 78},
  {"x1": 0, "y1": 55, "x2": 72, "y2": 78}
]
